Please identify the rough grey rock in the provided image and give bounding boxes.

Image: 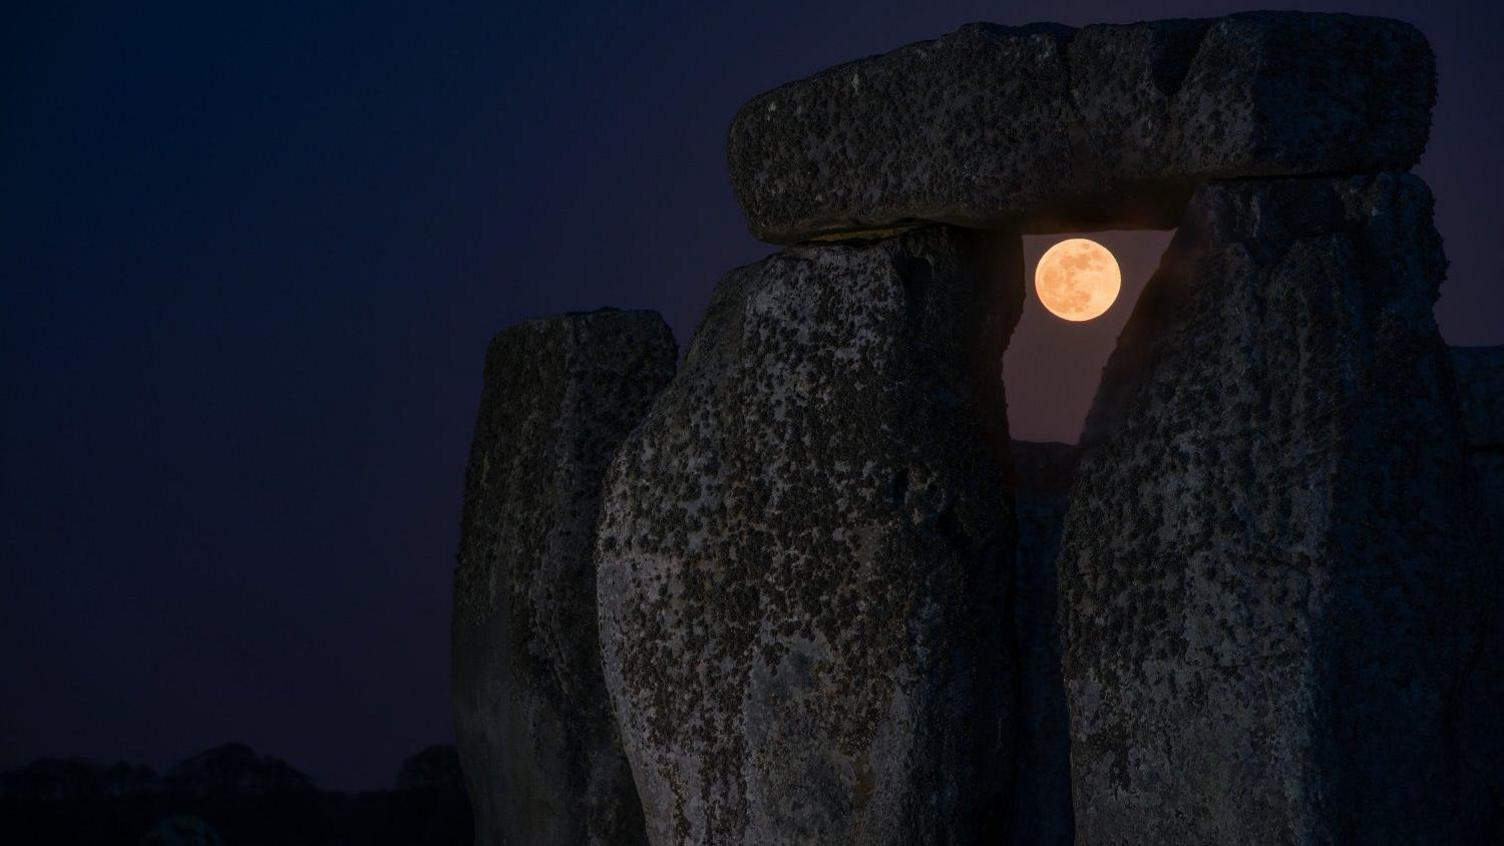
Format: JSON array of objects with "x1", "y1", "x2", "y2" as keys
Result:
[
  {"x1": 1452, "y1": 345, "x2": 1504, "y2": 839},
  {"x1": 728, "y1": 12, "x2": 1434, "y2": 243},
  {"x1": 596, "y1": 228, "x2": 1019, "y2": 844},
  {"x1": 1009, "y1": 441, "x2": 1078, "y2": 846},
  {"x1": 452, "y1": 310, "x2": 677, "y2": 846},
  {"x1": 1059, "y1": 174, "x2": 1488, "y2": 843}
]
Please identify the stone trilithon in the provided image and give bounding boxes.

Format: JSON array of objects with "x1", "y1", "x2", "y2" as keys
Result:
[{"x1": 454, "y1": 10, "x2": 1501, "y2": 845}]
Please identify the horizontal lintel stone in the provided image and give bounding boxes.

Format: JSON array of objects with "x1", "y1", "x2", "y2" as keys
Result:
[{"x1": 728, "y1": 12, "x2": 1435, "y2": 243}]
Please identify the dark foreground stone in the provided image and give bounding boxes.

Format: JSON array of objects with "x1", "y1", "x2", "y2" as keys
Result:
[
  {"x1": 452, "y1": 310, "x2": 676, "y2": 846},
  {"x1": 728, "y1": 12, "x2": 1434, "y2": 243},
  {"x1": 1059, "y1": 174, "x2": 1488, "y2": 843},
  {"x1": 597, "y1": 228, "x2": 1019, "y2": 844},
  {"x1": 1009, "y1": 441, "x2": 1078, "y2": 846},
  {"x1": 1452, "y1": 345, "x2": 1504, "y2": 839}
]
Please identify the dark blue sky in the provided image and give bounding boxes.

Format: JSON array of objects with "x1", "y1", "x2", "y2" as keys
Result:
[{"x1": 4, "y1": 1, "x2": 1501, "y2": 789}]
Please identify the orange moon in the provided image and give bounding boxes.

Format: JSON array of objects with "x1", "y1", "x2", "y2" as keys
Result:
[{"x1": 1034, "y1": 238, "x2": 1121, "y2": 322}]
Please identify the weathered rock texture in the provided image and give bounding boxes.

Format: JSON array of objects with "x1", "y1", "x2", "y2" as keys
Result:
[
  {"x1": 1452, "y1": 345, "x2": 1504, "y2": 839},
  {"x1": 1009, "y1": 441, "x2": 1079, "y2": 846},
  {"x1": 596, "y1": 228, "x2": 1019, "y2": 844},
  {"x1": 728, "y1": 12, "x2": 1434, "y2": 243},
  {"x1": 452, "y1": 310, "x2": 676, "y2": 846},
  {"x1": 1059, "y1": 174, "x2": 1489, "y2": 843}
]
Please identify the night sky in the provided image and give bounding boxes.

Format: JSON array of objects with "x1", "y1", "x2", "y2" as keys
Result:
[{"x1": 4, "y1": 1, "x2": 1501, "y2": 789}]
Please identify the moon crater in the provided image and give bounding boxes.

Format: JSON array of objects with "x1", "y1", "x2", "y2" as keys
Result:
[{"x1": 1034, "y1": 238, "x2": 1122, "y2": 322}]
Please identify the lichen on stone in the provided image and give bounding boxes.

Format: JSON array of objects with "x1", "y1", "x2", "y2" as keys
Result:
[
  {"x1": 452, "y1": 309, "x2": 676, "y2": 846},
  {"x1": 597, "y1": 227, "x2": 1022, "y2": 844}
]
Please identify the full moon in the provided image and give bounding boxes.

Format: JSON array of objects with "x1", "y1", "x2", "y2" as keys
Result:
[{"x1": 1034, "y1": 237, "x2": 1122, "y2": 322}]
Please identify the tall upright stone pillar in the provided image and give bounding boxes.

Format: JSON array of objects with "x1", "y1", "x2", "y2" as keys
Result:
[
  {"x1": 452, "y1": 310, "x2": 676, "y2": 846},
  {"x1": 596, "y1": 228, "x2": 1020, "y2": 844},
  {"x1": 1059, "y1": 175, "x2": 1489, "y2": 843}
]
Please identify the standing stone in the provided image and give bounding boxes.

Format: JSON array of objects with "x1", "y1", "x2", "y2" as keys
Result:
[
  {"x1": 1452, "y1": 345, "x2": 1504, "y2": 839},
  {"x1": 1059, "y1": 174, "x2": 1489, "y2": 843},
  {"x1": 453, "y1": 310, "x2": 676, "y2": 846},
  {"x1": 1009, "y1": 441, "x2": 1079, "y2": 846},
  {"x1": 596, "y1": 228, "x2": 1019, "y2": 844},
  {"x1": 728, "y1": 13, "x2": 1434, "y2": 243}
]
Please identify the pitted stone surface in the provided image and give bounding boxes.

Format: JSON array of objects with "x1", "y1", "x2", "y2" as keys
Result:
[
  {"x1": 452, "y1": 309, "x2": 676, "y2": 846},
  {"x1": 1009, "y1": 441, "x2": 1078, "y2": 846},
  {"x1": 596, "y1": 228, "x2": 1019, "y2": 844},
  {"x1": 1058, "y1": 175, "x2": 1488, "y2": 843},
  {"x1": 728, "y1": 12, "x2": 1434, "y2": 243}
]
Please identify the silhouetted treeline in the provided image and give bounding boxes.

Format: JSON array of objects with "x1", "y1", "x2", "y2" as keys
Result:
[{"x1": 0, "y1": 743, "x2": 470, "y2": 845}]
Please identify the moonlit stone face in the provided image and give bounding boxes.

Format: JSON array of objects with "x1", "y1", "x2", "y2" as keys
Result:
[{"x1": 1034, "y1": 238, "x2": 1121, "y2": 322}]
